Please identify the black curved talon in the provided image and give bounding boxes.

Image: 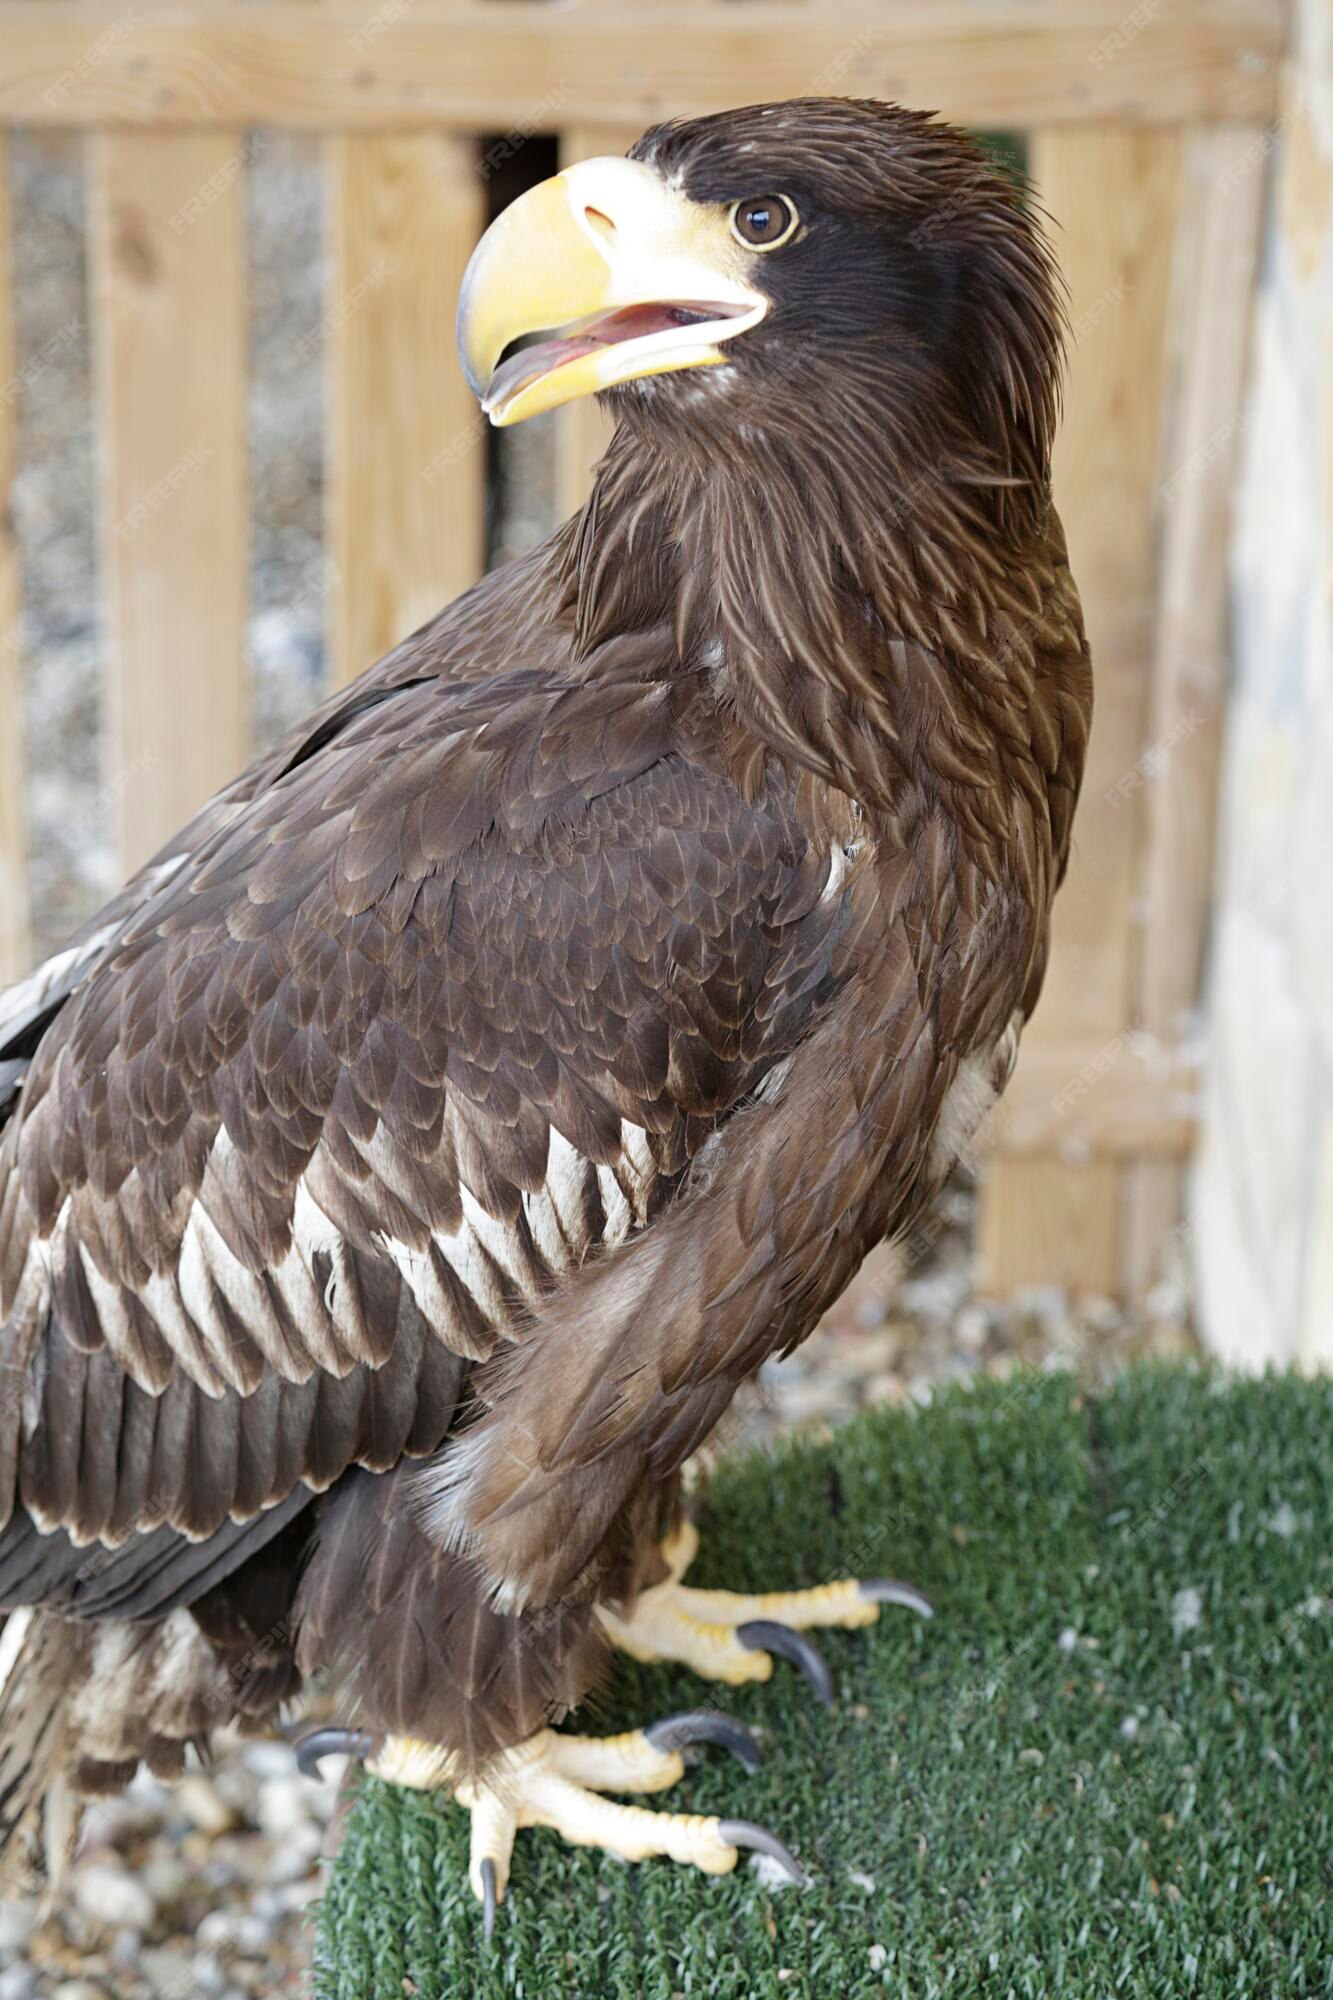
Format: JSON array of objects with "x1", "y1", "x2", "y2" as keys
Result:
[
  {"x1": 295, "y1": 1727, "x2": 376, "y2": 1780},
  {"x1": 644, "y1": 1709, "x2": 763, "y2": 1774},
  {"x1": 480, "y1": 1857, "x2": 499, "y2": 1941},
  {"x1": 859, "y1": 1578, "x2": 934, "y2": 1619},
  {"x1": 736, "y1": 1619, "x2": 835, "y2": 1709},
  {"x1": 717, "y1": 1818, "x2": 806, "y2": 1885}
]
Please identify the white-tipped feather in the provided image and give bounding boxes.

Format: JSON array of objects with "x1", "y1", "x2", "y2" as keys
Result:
[
  {"x1": 0, "y1": 1610, "x2": 33, "y2": 1699},
  {"x1": 187, "y1": 1202, "x2": 315, "y2": 1384},
  {"x1": 544, "y1": 1127, "x2": 591, "y2": 1242},
  {"x1": 596, "y1": 1165, "x2": 633, "y2": 1247},
  {"x1": 0, "y1": 855, "x2": 188, "y2": 1051},
  {"x1": 458, "y1": 1186, "x2": 537, "y2": 1297},
  {"x1": 928, "y1": 1013, "x2": 1023, "y2": 1179},
  {"x1": 0, "y1": 932, "x2": 116, "y2": 1048}
]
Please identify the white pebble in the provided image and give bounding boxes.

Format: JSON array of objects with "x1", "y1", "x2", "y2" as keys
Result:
[
  {"x1": 139, "y1": 1855, "x2": 190, "y2": 1908},
  {"x1": 0, "y1": 1968, "x2": 37, "y2": 2000},
  {"x1": 265, "y1": 1821, "x2": 323, "y2": 1883},
  {"x1": 256, "y1": 1776, "x2": 324, "y2": 1836},
  {"x1": 109, "y1": 1927, "x2": 143, "y2": 1967},
  {"x1": 1171, "y1": 1586, "x2": 1203, "y2": 1638},
  {"x1": 238, "y1": 1741, "x2": 299, "y2": 1781},
  {"x1": 190, "y1": 1954, "x2": 228, "y2": 1997},
  {"x1": 194, "y1": 1912, "x2": 231, "y2": 1951},
  {"x1": 954, "y1": 1304, "x2": 989, "y2": 1351},
  {"x1": 211, "y1": 1764, "x2": 261, "y2": 1814},
  {"x1": 74, "y1": 1862, "x2": 156, "y2": 1932},
  {"x1": 136, "y1": 1946, "x2": 194, "y2": 1996},
  {"x1": 176, "y1": 1775, "x2": 237, "y2": 1837},
  {"x1": 52, "y1": 1985, "x2": 108, "y2": 2000},
  {"x1": 0, "y1": 1903, "x2": 34, "y2": 1954},
  {"x1": 124, "y1": 1770, "x2": 173, "y2": 1818},
  {"x1": 272, "y1": 1875, "x2": 322, "y2": 1913},
  {"x1": 248, "y1": 1875, "x2": 322, "y2": 1918},
  {"x1": 1058, "y1": 1627, "x2": 1079, "y2": 1655},
  {"x1": 869, "y1": 1943, "x2": 888, "y2": 1970},
  {"x1": 749, "y1": 1852, "x2": 805, "y2": 1891},
  {"x1": 196, "y1": 1910, "x2": 272, "y2": 1955},
  {"x1": 1145, "y1": 1278, "x2": 1187, "y2": 1323}
]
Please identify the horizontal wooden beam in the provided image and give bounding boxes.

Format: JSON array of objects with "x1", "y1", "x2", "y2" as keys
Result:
[
  {"x1": 987, "y1": 1036, "x2": 1198, "y2": 1160},
  {"x1": 0, "y1": 3, "x2": 1283, "y2": 132}
]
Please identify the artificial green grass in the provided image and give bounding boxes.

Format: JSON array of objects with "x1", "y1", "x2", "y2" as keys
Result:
[{"x1": 312, "y1": 1368, "x2": 1332, "y2": 1999}]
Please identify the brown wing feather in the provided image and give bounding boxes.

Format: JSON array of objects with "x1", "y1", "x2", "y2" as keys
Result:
[{"x1": 0, "y1": 630, "x2": 856, "y2": 1555}]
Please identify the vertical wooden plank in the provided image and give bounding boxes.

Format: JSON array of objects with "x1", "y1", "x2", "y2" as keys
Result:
[
  {"x1": 327, "y1": 133, "x2": 486, "y2": 687},
  {"x1": 1122, "y1": 123, "x2": 1265, "y2": 1289},
  {"x1": 89, "y1": 131, "x2": 248, "y2": 876},
  {"x1": 0, "y1": 134, "x2": 28, "y2": 983},
  {"x1": 977, "y1": 125, "x2": 1182, "y2": 1298},
  {"x1": 555, "y1": 124, "x2": 640, "y2": 521}
]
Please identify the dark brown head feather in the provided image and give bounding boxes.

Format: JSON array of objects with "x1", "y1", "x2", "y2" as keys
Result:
[{"x1": 553, "y1": 100, "x2": 1070, "y2": 799}]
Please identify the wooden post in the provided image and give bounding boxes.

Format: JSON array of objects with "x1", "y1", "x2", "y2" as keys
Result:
[
  {"x1": 0, "y1": 132, "x2": 28, "y2": 983},
  {"x1": 555, "y1": 124, "x2": 641, "y2": 520},
  {"x1": 326, "y1": 133, "x2": 486, "y2": 686},
  {"x1": 1123, "y1": 123, "x2": 1265, "y2": 1290},
  {"x1": 977, "y1": 125, "x2": 1183, "y2": 1297},
  {"x1": 89, "y1": 131, "x2": 250, "y2": 875}
]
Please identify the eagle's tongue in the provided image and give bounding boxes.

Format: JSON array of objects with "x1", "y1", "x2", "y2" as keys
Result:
[
  {"x1": 484, "y1": 302, "x2": 741, "y2": 412},
  {"x1": 484, "y1": 331, "x2": 606, "y2": 412}
]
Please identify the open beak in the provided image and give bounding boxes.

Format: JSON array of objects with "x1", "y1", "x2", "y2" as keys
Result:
[{"x1": 457, "y1": 157, "x2": 768, "y2": 427}]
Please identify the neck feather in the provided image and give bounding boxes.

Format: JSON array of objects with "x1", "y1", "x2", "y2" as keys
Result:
[{"x1": 561, "y1": 391, "x2": 1053, "y2": 806}]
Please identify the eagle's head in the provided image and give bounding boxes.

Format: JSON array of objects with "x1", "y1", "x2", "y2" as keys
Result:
[{"x1": 458, "y1": 98, "x2": 1064, "y2": 499}]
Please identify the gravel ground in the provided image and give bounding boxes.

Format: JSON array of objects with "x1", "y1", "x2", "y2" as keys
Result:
[{"x1": 3, "y1": 134, "x2": 1199, "y2": 1998}]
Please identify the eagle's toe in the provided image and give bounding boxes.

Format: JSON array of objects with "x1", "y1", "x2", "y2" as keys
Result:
[
  {"x1": 307, "y1": 1717, "x2": 786, "y2": 1934},
  {"x1": 599, "y1": 1521, "x2": 933, "y2": 1705}
]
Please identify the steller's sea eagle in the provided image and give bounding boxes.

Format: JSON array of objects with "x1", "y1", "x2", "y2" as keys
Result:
[{"x1": 0, "y1": 98, "x2": 1089, "y2": 1923}]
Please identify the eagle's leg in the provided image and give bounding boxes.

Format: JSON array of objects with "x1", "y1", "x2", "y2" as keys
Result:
[
  {"x1": 599, "y1": 1519, "x2": 932, "y2": 1703},
  {"x1": 312, "y1": 1717, "x2": 798, "y2": 1936}
]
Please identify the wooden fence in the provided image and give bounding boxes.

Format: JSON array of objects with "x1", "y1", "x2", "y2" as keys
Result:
[{"x1": 0, "y1": 2, "x2": 1281, "y2": 1296}]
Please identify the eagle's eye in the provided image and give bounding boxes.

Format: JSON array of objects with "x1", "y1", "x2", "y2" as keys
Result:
[{"x1": 729, "y1": 195, "x2": 799, "y2": 251}]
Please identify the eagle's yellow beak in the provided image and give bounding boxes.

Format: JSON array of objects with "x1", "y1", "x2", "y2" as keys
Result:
[{"x1": 457, "y1": 157, "x2": 768, "y2": 427}]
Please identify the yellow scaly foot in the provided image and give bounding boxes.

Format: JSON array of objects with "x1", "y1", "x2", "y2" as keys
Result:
[
  {"x1": 296, "y1": 1710, "x2": 798, "y2": 1936},
  {"x1": 598, "y1": 1518, "x2": 932, "y2": 1705}
]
